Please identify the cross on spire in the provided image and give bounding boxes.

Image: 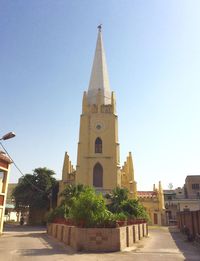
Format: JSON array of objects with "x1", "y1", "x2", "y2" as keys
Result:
[{"x1": 97, "y1": 24, "x2": 102, "y2": 32}]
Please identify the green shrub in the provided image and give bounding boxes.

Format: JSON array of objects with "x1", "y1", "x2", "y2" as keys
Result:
[
  {"x1": 48, "y1": 185, "x2": 149, "y2": 226},
  {"x1": 106, "y1": 187, "x2": 149, "y2": 222},
  {"x1": 114, "y1": 212, "x2": 127, "y2": 221},
  {"x1": 69, "y1": 187, "x2": 109, "y2": 227},
  {"x1": 106, "y1": 187, "x2": 129, "y2": 213},
  {"x1": 47, "y1": 204, "x2": 68, "y2": 223},
  {"x1": 60, "y1": 184, "x2": 86, "y2": 207},
  {"x1": 121, "y1": 199, "x2": 149, "y2": 221}
]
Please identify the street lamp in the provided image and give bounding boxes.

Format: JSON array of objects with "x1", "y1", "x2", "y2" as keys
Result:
[{"x1": 0, "y1": 132, "x2": 16, "y2": 141}]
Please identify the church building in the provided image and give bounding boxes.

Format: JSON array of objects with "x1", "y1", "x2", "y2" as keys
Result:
[{"x1": 58, "y1": 27, "x2": 165, "y2": 225}]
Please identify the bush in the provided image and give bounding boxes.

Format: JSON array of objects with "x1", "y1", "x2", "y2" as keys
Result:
[
  {"x1": 47, "y1": 204, "x2": 68, "y2": 223},
  {"x1": 48, "y1": 185, "x2": 149, "y2": 227},
  {"x1": 69, "y1": 187, "x2": 110, "y2": 227},
  {"x1": 60, "y1": 184, "x2": 86, "y2": 207},
  {"x1": 106, "y1": 187, "x2": 129, "y2": 213},
  {"x1": 114, "y1": 212, "x2": 127, "y2": 221},
  {"x1": 106, "y1": 187, "x2": 149, "y2": 222},
  {"x1": 121, "y1": 199, "x2": 149, "y2": 221}
]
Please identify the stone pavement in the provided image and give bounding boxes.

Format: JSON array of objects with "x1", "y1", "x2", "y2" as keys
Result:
[{"x1": 0, "y1": 224, "x2": 200, "y2": 260}]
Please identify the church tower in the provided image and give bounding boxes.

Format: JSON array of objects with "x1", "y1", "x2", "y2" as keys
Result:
[
  {"x1": 59, "y1": 27, "x2": 164, "y2": 224},
  {"x1": 76, "y1": 26, "x2": 121, "y2": 192}
]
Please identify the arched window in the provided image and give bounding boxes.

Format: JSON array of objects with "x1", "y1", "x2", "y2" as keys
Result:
[
  {"x1": 93, "y1": 163, "x2": 103, "y2": 187},
  {"x1": 95, "y1": 137, "x2": 102, "y2": 153}
]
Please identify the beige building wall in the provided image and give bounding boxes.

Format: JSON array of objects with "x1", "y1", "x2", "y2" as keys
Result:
[
  {"x1": 138, "y1": 182, "x2": 165, "y2": 225},
  {"x1": 76, "y1": 91, "x2": 121, "y2": 191},
  {"x1": 0, "y1": 152, "x2": 12, "y2": 234},
  {"x1": 179, "y1": 201, "x2": 200, "y2": 211},
  {"x1": 185, "y1": 175, "x2": 200, "y2": 199}
]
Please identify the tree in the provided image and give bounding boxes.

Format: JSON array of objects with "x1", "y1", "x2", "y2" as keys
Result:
[
  {"x1": 106, "y1": 187, "x2": 149, "y2": 221},
  {"x1": 168, "y1": 183, "x2": 173, "y2": 190},
  {"x1": 121, "y1": 199, "x2": 149, "y2": 220},
  {"x1": 59, "y1": 184, "x2": 86, "y2": 207},
  {"x1": 106, "y1": 187, "x2": 129, "y2": 213},
  {"x1": 12, "y1": 167, "x2": 58, "y2": 225}
]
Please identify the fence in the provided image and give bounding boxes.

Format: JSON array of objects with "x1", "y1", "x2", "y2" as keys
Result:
[{"x1": 177, "y1": 210, "x2": 200, "y2": 240}]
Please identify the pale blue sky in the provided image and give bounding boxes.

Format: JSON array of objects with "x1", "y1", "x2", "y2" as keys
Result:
[{"x1": 1, "y1": 0, "x2": 200, "y2": 190}]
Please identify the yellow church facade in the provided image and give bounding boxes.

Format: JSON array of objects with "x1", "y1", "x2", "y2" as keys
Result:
[{"x1": 59, "y1": 27, "x2": 165, "y2": 225}]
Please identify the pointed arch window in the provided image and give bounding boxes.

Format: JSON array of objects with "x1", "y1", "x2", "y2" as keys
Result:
[
  {"x1": 95, "y1": 137, "x2": 102, "y2": 153},
  {"x1": 93, "y1": 163, "x2": 103, "y2": 187}
]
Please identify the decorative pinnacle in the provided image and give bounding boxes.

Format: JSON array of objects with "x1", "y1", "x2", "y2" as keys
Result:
[{"x1": 97, "y1": 24, "x2": 102, "y2": 32}]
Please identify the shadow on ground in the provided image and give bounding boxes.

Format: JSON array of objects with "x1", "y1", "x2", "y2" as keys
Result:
[
  {"x1": 4, "y1": 224, "x2": 46, "y2": 232},
  {"x1": 4, "y1": 224, "x2": 110, "y2": 257},
  {"x1": 4, "y1": 224, "x2": 77, "y2": 256},
  {"x1": 169, "y1": 226, "x2": 200, "y2": 261}
]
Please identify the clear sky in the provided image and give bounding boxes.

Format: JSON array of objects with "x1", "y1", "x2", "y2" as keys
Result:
[{"x1": 1, "y1": 0, "x2": 200, "y2": 190}]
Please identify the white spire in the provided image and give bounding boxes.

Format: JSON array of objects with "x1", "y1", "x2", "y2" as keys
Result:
[{"x1": 87, "y1": 26, "x2": 111, "y2": 105}]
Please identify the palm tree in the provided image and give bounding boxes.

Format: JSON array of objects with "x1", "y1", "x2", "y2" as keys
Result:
[
  {"x1": 60, "y1": 184, "x2": 86, "y2": 206},
  {"x1": 106, "y1": 187, "x2": 129, "y2": 213}
]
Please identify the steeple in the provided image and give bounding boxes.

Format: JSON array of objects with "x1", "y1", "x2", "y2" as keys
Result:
[{"x1": 87, "y1": 25, "x2": 111, "y2": 105}]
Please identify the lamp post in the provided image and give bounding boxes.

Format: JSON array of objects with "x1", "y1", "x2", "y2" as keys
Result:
[{"x1": 0, "y1": 132, "x2": 16, "y2": 141}]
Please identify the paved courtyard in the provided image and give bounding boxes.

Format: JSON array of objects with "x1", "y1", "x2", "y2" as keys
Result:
[{"x1": 0, "y1": 224, "x2": 200, "y2": 260}]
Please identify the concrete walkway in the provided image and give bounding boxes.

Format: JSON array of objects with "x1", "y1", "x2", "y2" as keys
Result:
[{"x1": 0, "y1": 225, "x2": 200, "y2": 260}]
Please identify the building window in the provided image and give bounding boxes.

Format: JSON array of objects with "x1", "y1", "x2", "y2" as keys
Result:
[
  {"x1": 192, "y1": 184, "x2": 200, "y2": 190},
  {"x1": 93, "y1": 163, "x2": 103, "y2": 187},
  {"x1": 95, "y1": 137, "x2": 102, "y2": 153}
]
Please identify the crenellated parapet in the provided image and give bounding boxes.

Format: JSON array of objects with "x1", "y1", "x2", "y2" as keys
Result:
[{"x1": 82, "y1": 90, "x2": 116, "y2": 115}]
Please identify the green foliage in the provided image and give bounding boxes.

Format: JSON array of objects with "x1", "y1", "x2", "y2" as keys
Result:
[
  {"x1": 114, "y1": 212, "x2": 127, "y2": 221},
  {"x1": 106, "y1": 187, "x2": 149, "y2": 221},
  {"x1": 106, "y1": 187, "x2": 129, "y2": 213},
  {"x1": 133, "y1": 201, "x2": 150, "y2": 221},
  {"x1": 47, "y1": 204, "x2": 68, "y2": 223},
  {"x1": 60, "y1": 184, "x2": 86, "y2": 207},
  {"x1": 12, "y1": 167, "x2": 58, "y2": 214},
  {"x1": 46, "y1": 184, "x2": 149, "y2": 227},
  {"x1": 69, "y1": 187, "x2": 110, "y2": 227},
  {"x1": 100, "y1": 210, "x2": 117, "y2": 228},
  {"x1": 121, "y1": 199, "x2": 149, "y2": 220}
]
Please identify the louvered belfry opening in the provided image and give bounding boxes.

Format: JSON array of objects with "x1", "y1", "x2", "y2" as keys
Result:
[{"x1": 95, "y1": 137, "x2": 102, "y2": 153}]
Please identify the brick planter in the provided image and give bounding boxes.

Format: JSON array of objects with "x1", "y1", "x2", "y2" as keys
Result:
[{"x1": 47, "y1": 222, "x2": 148, "y2": 252}]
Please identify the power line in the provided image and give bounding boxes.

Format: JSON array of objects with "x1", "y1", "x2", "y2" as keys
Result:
[{"x1": 0, "y1": 141, "x2": 46, "y2": 194}]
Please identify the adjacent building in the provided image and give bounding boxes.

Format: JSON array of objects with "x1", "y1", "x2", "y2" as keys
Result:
[
  {"x1": 138, "y1": 182, "x2": 165, "y2": 225},
  {"x1": 0, "y1": 151, "x2": 12, "y2": 234},
  {"x1": 185, "y1": 175, "x2": 200, "y2": 199},
  {"x1": 164, "y1": 175, "x2": 200, "y2": 225}
]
